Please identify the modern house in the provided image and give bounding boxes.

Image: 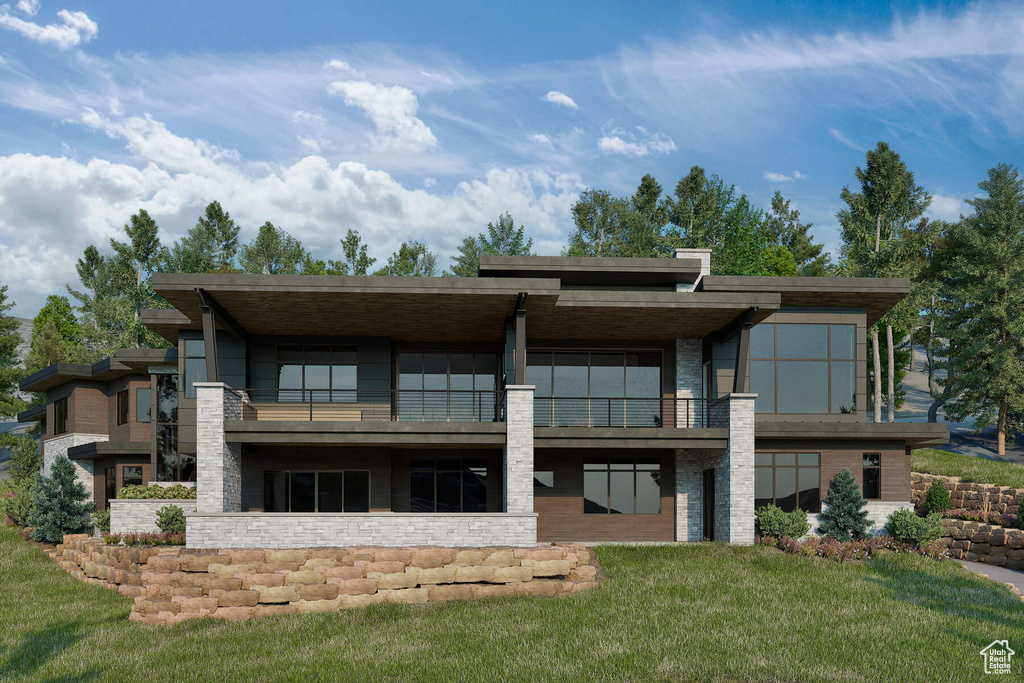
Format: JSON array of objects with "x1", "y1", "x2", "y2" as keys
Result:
[{"x1": 18, "y1": 250, "x2": 948, "y2": 548}]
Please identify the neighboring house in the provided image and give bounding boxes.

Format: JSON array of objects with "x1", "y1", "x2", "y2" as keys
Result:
[{"x1": 18, "y1": 251, "x2": 947, "y2": 548}]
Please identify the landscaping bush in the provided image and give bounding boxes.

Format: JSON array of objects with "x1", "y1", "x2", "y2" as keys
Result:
[
  {"x1": 28, "y1": 456, "x2": 93, "y2": 543},
  {"x1": 103, "y1": 531, "x2": 185, "y2": 546},
  {"x1": 817, "y1": 468, "x2": 870, "y2": 541},
  {"x1": 118, "y1": 484, "x2": 197, "y2": 500},
  {"x1": 156, "y1": 504, "x2": 186, "y2": 535},
  {"x1": 757, "y1": 534, "x2": 947, "y2": 563},
  {"x1": 92, "y1": 508, "x2": 111, "y2": 534},
  {"x1": 923, "y1": 479, "x2": 952, "y2": 515},
  {"x1": 755, "y1": 505, "x2": 810, "y2": 539},
  {"x1": 0, "y1": 480, "x2": 34, "y2": 527},
  {"x1": 886, "y1": 508, "x2": 945, "y2": 548}
]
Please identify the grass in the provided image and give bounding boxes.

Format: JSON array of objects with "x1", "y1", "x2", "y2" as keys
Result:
[
  {"x1": 1, "y1": 528, "x2": 1023, "y2": 682},
  {"x1": 913, "y1": 447, "x2": 1024, "y2": 488}
]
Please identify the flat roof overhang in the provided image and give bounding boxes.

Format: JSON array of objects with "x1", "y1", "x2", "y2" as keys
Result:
[
  {"x1": 700, "y1": 276, "x2": 911, "y2": 326},
  {"x1": 66, "y1": 441, "x2": 151, "y2": 460},
  {"x1": 19, "y1": 348, "x2": 176, "y2": 393},
  {"x1": 151, "y1": 273, "x2": 562, "y2": 342},
  {"x1": 526, "y1": 291, "x2": 779, "y2": 340},
  {"x1": 225, "y1": 421, "x2": 507, "y2": 447},
  {"x1": 754, "y1": 421, "x2": 949, "y2": 449},
  {"x1": 478, "y1": 255, "x2": 704, "y2": 287},
  {"x1": 17, "y1": 404, "x2": 45, "y2": 423},
  {"x1": 140, "y1": 309, "x2": 198, "y2": 345},
  {"x1": 534, "y1": 427, "x2": 729, "y2": 449}
]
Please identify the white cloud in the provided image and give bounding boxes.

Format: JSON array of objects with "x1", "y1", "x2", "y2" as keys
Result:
[
  {"x1": 0, "y1": 6, "x2": 97, "y2": 49},
  {"x1": 16, "y1": 0, "x2": 40, "y2": 16},
  {"x1": 763, "y1": 170, "x2": 806, "y2": 182},
  {"x1": 528, "y1": 132, "x2": 552, "y2": 146},
  {"x1": 324, "y1": 60, "x2": 351, "y2": 71},
  {"x1": 543, "y1": 91, "x2": 578, "y2": 110},
  {"x1": 597, "y1": 126, "x2": 676, "y2": 157},
  {"x1": 327, "y1": 79, "x2": 437, "y2": 152},
  {"x1": 928, "y1": 193, "x2": 966, "y2": 221},
  {"x1": 0, "y1": 113, "x2": 580, "y2": 315},
  {"x1": 292, "y1": 110, "x2": 326, "y2": 125}
]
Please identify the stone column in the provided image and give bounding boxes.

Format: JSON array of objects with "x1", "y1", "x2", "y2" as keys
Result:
[
  {"x1": 675, "y1": 339, "x2": 703, "y2": 427},
  {"x1": 709, "y1": 394, "x2": 756, "y2": 544},
  {"x1": 504, "y1": 385, "x2": 535, "y2": 515},
  {"x1": 195, "y1": 382, "x2": 242, "y2": 513}
]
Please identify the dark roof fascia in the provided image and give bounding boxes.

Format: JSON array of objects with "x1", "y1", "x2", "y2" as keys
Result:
[
  {"x1": 701, "y1": 275, "x2": 911, "y2": 295},
  {"x1": 67, "y1": 441, "x2": 151, "y2": 460},
  {"x1": 16, "y1": 403, "x2": 45, "y2": 423},
  {"x1": 151, "y1": 272, "x2": 562, "y2": 297},
  {"x1": 553, "y1": 290, "x2": 781, "y2": 310},
  {"x1": 19, "y1": 348, "x2": 175, "y2": 393},
  {"x1": 478, "y1": 255, "x2": 704, "y2": 286},
  {"x1": 754, "y1": 421, "x2": 949, "y2": 448},
  {"x1": 224, "y1": 420, "x2": 506, "y2": 446},
  {"x1": 533, "y1": 426, "x2": 729, "y2": 449},
  {"x1": 140, "y1": 308, "x2": 195, "y2": 326}
]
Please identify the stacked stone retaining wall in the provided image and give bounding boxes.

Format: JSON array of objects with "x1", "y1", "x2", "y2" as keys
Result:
[
  {"x1": 51, "y1": 535, "x2": 599, "y2": 624},
  {"x1": 912, "y1": 473, "x2": 1023, "y2": 516},
  {"x1": 941, "y1": 519, "x2": 1024, "y2": 569}
]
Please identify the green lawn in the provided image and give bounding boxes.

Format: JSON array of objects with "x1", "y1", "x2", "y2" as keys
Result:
[
  {"x1": 1, "y1": 528, "x2": 1022, "y2": 682},
  {"x1": 913, "y1": 447, "x2": 1024, "y2": 488}
]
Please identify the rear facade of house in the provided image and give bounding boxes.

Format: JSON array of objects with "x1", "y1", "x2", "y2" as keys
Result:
[{"x1": 19, "y1": 250, "x2": 947, "y2": 548}]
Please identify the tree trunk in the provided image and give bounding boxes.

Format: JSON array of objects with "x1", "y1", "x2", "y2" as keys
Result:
[
  {"x1": 926, "y1": 295, "x2": 937, "y2": 396},
  {"x1": 907, "y1": 328, "x2": 915, "y2": 371},
  {"x1": 998, "y1": 402, "x2": 1007, "y2": 456},
  {"x1": 886, "y1": 325, "x2": 896, "y2": 422},
  {"x1": 871, "y1": 326, "x2": 882, "y2": 423},
  {"x1": 875, "y1": 213, "x2": 882, "y2": 253}
]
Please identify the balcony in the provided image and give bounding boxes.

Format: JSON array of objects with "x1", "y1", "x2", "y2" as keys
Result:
[
  {"x1": 533, "y1": 396, "x2": 710, "y2": 429},
  {"x1": 237, "y1": 389, "x2": 503, "y2": 423}
]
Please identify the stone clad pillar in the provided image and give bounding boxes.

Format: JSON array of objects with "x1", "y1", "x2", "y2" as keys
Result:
[
  {"x1": 504, "y1": 385, "x2": 535, "y2": 516},
  {"x1": 195, "y1": 382, "x2": 242, "y2": 513},
  {"x1": 709, "y1": 394, "x2": 756, "y2": 544}
]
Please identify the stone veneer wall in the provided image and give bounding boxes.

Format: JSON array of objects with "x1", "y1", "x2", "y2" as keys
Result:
[
  {"x1": 186, "y1": 513, "x2": 539, "y2": 549},
  {"x1": 195, "y1": 383, "x2": 243, "y2": 514},
  {"x1": 504, "y1": 385, "x2": 536, "y2": 517},
  {"x1": 708, "y1": 395, "x2": 756, "y2": 544},
  {"x1": 42, "y1": 433, "x2": 109, "y2": 502},
  {"x1": 110, "y1": 499, "x2": 199, "y2": 534},
  {"x1": 941, "y1": 520, "x2": 1024, "y2": 570},
  {"x1": 674, "y1": 339, "x2": 703, "y2": 428},
  {"x1": 911, "y1": 473, "x2": 1023, "y2": 516},
  {"x1": 51, "y1": 534, "x2": 599, "y2": 625}
]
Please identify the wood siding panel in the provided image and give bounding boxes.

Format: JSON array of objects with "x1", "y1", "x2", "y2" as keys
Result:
[
  {"x1": 756, "y1": 439, "x2": 909, "y2": 502},
  {"x1": 534, "y1": 449, "x2": 675, "y2": 542}
]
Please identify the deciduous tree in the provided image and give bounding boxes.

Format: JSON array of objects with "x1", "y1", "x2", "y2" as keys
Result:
[
  {"x1": 239, "y1": 222, "x2": 306, "y2": 275},
  {"x1": 375, "y1": 241, "x2": 437, "y2": 276}
]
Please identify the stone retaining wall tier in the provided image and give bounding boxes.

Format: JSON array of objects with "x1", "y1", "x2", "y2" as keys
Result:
[
  {"x1": 51, "y1": 534, "x2": 599, "y2": 624},
  {"x1": 912, "y1": 473, "x2": 1023, "y2": 516},
  {"x1": 940, "y1": 519, "x2": 1024, "y2": 570}
]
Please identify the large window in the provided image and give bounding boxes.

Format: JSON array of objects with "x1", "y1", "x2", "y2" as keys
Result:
[
  {"x1": 277, "y1": 344, "x2": 357, "y2": 402},
  {"x1": 397, "y1": 352, "x2": 497, "y2": 421},
  {"x1": 754, "y1": 452, "x2": 820, "y2": 513},
  {"x1": 749, "y1": 323, "x2": 856, "y2": 414},
  {"x1": 583, "y1": 459, "x2": 661, "y2": 514},
  {"x1": 53, "y1": 396, "x2": 68, "y2": 435},
  {"x1": 182, "y1": 339, "x2": 206, "y2": 399},
  {"x1": 863, "y1": 453, "x2": 881, "y2": 499},
  {"x1": 116, "y1": 389, "x2": 129, "y2": 426},
  {"x1": 155, "y1": 373, "x2": 193, "y2": 481},
  {"x1": 409, "y1": 458, "x2": 487, "y2": 512},
  {"x1": 136, "y1": 387, "x2": 151, "y2": 423},
  {"x1": 263, "y1": 470, "x2": 370, "y2": 513},
  {"x1": 527, "y1": 351, "x2": 661, "y2": 427},
  {"x1": 123, "y1": 466, "x2": 143, "y2": 487}
]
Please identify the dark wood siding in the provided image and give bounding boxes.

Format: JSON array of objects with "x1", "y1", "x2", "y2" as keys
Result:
[{"x1": 534, "y1": 449, "x2": 676, "y2": 542}]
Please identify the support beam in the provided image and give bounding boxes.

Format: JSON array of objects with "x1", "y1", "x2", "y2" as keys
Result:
[
  {"x1": 733, "y1": 309, "x2": 756, "y2": 394},
  {"x1": 513, "y1": 293, "x2": 527, "y2": 385},
  {"x1": 200, "y1": 304, "x2": 219, "y2": 383},
  {"x1": 195, "y1": 288, "x2": 248, "y2": 341}
]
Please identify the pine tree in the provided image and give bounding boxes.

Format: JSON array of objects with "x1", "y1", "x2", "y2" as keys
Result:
[
  {"x1": 939, "y1": 164, "x2": 1024, "y2": 456},
  {"x1": 374, "y1": 242, "x2": 437, "y2": 276},
  {"x1": 448, "y1": 236, "x2": 482, "y2": 277},
  {"x1": 816, "y1": 468, "x2": 870, "y2": 541},
  {"x1": 108, "y1": 209, "x2": 169, "y2": 349},
  {"x1": 764, "y1": 192, "x2": 831, "y2": 275},
  {"x1": 192, "y1": 201, "x2": 240, "y2": 271},
  {"x1": 28, "y1": 456, "x2": 94, "y2": 543},
  {"x1": 449, "y1": 213, "x2": 536, "y2": 276},
  {"x1": 239, "y1": 222, "x2": 306, "y2": 275},
  {"x1": 0, "y1": 284, "x2": 27, "y2": 419}
]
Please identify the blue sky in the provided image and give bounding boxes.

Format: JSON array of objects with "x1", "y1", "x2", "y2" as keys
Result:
[{"x1": 1, "y1": 0, "x2": 1022, "y2": 316}]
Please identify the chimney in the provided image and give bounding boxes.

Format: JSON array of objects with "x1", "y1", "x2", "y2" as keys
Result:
[{"x1": 674, "y1": 248, "x2": 711, "y2": 292}]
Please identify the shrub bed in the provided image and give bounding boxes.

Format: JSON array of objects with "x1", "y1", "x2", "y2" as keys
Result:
[
  {"x1": 756, "y1": 535, "x2": 946, "y2": 563},
  {"x1": 943, "y1": 508, "x2": 1021, "y2": 529},
  {"x1": 118, "y1": 484, "x2": 197, "y2": 500},
  {"x1": 102, "y1": 532, "x2": 186, "y2": 546}
]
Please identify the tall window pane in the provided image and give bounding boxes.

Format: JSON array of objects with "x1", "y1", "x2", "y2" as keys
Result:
[
  {"x1": 830, "y1": 361, "x2": 856, "y2": 413},
  {"x1": 553, "y1": 353, "x2": 588, "y2": 426},
  {"x1": 830, "y1": 325, "x2": 856, "y2": 359},
  {"x1": 750, "y1": 361, "x2": 775, "y2": 413},
  {"x1": 750, "y1": 324, "x2": 774, "y2": 358},
  {"x1": 774, "y1": 467, "x2": 797, "y2": 512},
  {"x1": 463, "y1": 465, "x2": 487, "y2": 513},
  {"x1": 755, "y1": 467, "x2": 773, "y2": 509},
  {"x1": 609, "y1": 469, "x2": 633, "y2": 513},
  {"x1": 409, "y1": 467, "x2": 434, "y2": 512},
  {"x1": 290, "y1": 472, "x2": 316, "y2": 513},
  {"x1": 583, "y1": 468, "x2": 608, "y2": 513},
  {"x1": 136, "y1": 387, "x2": 151, "y2": 423},
  {"x1": 318, "y1": 472, "x2": 344, "y2": 512},
  {"x1": 527, "y1": 353, "x2": 553, "y2": 427},
  {"x1": 263, "y1": 471, "x2": 288, "y2": 512},
  {"x1": 344, "y1": 471, "x2": 370, "y2": 512},
  {"x1": 635, "y1": 465, "x2": 661, "y2": 514}
]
